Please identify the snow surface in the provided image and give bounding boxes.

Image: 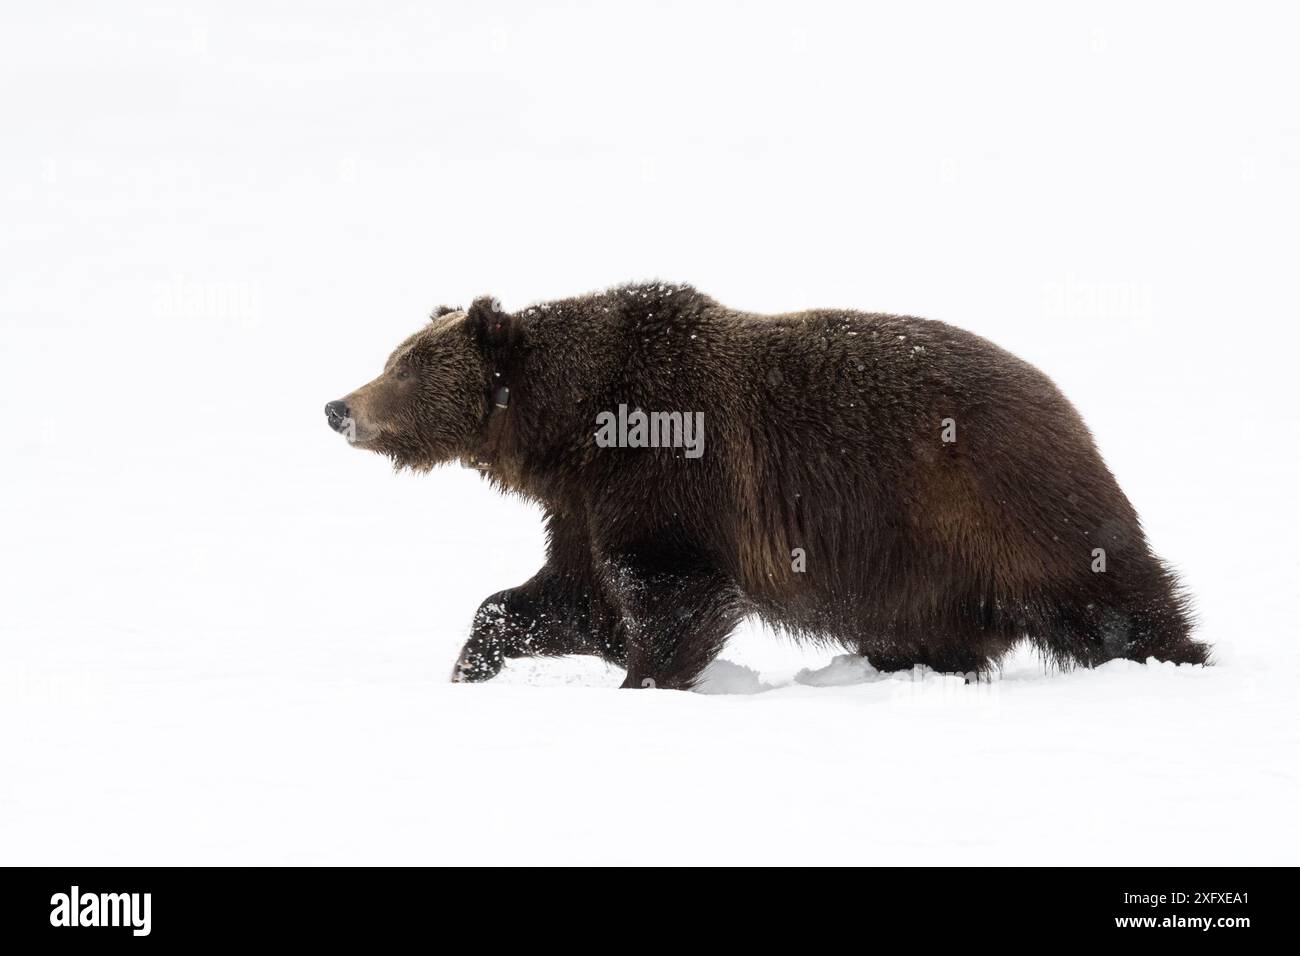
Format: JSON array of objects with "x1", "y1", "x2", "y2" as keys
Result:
[{"x1": 2, "y1": 2, "x2": 1299, "y2": 865}]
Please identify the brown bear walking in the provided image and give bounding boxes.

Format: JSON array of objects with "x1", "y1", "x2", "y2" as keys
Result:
[{"x1": 326, "y1": 283, "x2": 1208, "y2": 688}]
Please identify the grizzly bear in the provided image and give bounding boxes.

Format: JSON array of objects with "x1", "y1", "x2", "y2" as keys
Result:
[{"x1": 325, "y1": 283, "x2": 1207, "y2": 688}]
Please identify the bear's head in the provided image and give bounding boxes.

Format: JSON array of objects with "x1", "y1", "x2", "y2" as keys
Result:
[{"x1": 324, "y1": 297, "x2": 515, "y2": 470}]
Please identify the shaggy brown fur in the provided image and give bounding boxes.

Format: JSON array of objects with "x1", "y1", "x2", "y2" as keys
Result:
[{"x1": 326, "y1": 282, "x2": 1207, "y2": 688}]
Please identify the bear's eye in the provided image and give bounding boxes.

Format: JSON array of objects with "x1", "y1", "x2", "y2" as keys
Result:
[{"x1": 394, "y1": 364, "x2": 413, "y2": 382}]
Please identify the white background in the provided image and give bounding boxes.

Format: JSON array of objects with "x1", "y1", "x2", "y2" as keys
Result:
[{"x1": 2, "y1": 1, "x2": 1297, "y2": 864}]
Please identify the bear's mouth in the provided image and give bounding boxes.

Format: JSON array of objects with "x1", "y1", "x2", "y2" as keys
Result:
[{"x1": 343, "y1": 425, "x2": 382, "y2": 448}]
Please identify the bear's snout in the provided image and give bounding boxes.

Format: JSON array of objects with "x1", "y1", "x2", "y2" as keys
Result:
[{"x1": 324, "y1": 400, "x2": 351, "y2": 435}]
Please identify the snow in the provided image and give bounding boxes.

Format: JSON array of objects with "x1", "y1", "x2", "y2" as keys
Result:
[
  {"x1": 795, "y1": 653, "x2": 881, "y2": 687},
  {"x1": 2, "y1": 2, "x2": 1299, "y2": 865}
]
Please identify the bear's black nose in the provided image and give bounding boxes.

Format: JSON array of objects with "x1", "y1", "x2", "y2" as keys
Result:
[{"x1": 325, "y1": 400, "x2": 350, "y2": 433}]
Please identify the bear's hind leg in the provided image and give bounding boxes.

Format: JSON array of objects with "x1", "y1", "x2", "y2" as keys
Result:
[
  {"x1": 865, "y1": 644, "x2": 1003, "y2": 679},
  {"x1": 859, "y1": 611, "x2": 1015, "y2": 677},
  {"x1": 1118, "y1": 560, "x2": 1208, "y2": 665},
  {"x1": 863, "y1": 650, "x2": 916, "y2": 673},
  {"x1": 1025, "y1": 558, "x2": 1208, "y2": 668}
]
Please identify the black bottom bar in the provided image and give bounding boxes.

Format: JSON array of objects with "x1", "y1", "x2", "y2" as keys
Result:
[{"x1": 0, "y1": 866, "x2": 1283, "y2": 945}]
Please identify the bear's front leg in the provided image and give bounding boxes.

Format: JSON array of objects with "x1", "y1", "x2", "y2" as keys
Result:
[
  {"x1": 450, "y1": 568, "x2": 606, "y2": 682},
  {"x1": 598, "y1": 555, "x2": 742, "y2": 690}
]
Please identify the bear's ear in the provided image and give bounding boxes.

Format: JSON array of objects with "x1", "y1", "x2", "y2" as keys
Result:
[
  {"x1": 430, "y1": 304, "x2": 463, "y2": 321},
  {"x1": 465, "y1": 295, "x2": 518, "y2": 358}
]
